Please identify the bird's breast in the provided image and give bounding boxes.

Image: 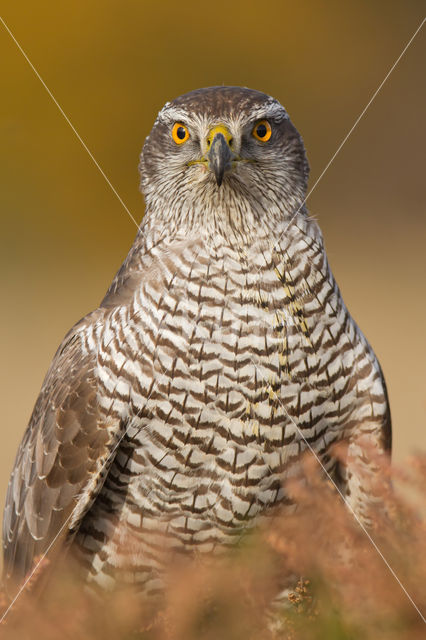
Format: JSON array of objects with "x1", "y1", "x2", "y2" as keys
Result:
[
  {"x1": 95, "y1": 233, "x2": 361, "y2": 529},
  {"x1": 75, "y1": 230, "x2": 384, "y2": 590}
]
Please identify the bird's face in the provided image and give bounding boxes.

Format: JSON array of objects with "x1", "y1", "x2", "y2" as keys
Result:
[{"x1": 139, "y1": 87, "x2": 309, "y2": 230}]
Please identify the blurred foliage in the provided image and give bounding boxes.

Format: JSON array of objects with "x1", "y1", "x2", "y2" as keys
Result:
[{"x1": 1, "y1": 454, "x2": 425, "y2": 639}]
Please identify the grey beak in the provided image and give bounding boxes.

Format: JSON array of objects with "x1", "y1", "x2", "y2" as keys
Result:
[{"x1": 207, "y1": 133, "x2": 234, "y2": 186}]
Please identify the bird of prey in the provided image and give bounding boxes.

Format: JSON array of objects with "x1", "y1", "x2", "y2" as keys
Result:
[{"x1": 2, "y1": 86, "x2": 391, "y2": 598}]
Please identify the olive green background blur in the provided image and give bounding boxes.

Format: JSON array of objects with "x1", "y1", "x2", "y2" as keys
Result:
[{"x1": 0, "y1": 0, "x2": 425, "y2": 532}]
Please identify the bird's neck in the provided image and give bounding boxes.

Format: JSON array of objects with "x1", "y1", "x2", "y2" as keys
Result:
[{"x1": 141, "y1": 188, "x2": 307, "y2": 251}]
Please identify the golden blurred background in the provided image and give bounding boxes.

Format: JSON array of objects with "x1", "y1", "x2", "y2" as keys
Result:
[{"x1": 0, "y1": 0, "x2": 425, "y2": 540}]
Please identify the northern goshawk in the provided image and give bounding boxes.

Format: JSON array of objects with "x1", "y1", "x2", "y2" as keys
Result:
[{"x1": 2, "y1": 86, "x2": 391, "y2": 598}]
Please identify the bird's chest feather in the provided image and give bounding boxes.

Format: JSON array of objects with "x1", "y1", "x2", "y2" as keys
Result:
[{"x1": 95, "y1": 235, "x2": 363, "y2": 541}]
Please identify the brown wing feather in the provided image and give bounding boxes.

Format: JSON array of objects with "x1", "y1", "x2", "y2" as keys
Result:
[{"x1": 2, "y1": 309, "x2": 124, "y2": 596}]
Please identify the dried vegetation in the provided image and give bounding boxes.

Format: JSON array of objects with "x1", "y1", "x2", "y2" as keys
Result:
[{"x1": 1, "y1": 453, "x2": 425, "y2": 639}]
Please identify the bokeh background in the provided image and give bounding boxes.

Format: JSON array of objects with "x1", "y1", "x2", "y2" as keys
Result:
[{"x1": 0, "y1": 0, "x2": 425, "y2": 547}]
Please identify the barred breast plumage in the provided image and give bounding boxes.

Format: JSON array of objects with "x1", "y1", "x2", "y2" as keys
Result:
[{"x1": 2, "y1": 86, "x2": 391, "y2": 598}]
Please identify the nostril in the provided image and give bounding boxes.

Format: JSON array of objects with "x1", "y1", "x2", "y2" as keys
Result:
[
  {"x1": 207, "y1": 138, "x2": 211, "y2": 147},
  {"x1": 229, "y1": 138, "x2": 234, "y2": 147}
]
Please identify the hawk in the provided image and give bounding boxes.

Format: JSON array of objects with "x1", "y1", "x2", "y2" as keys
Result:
[{"x1": 2, "y1": 86, "x2": 391, "y2": 598}]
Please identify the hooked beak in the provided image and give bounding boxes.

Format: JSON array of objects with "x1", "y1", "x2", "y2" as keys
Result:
[{"x1": 206, "y1": 125, "x2": 235, "y2": 186}]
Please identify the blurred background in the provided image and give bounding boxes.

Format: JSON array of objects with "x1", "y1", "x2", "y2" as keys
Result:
[{"x1": 0, "y1": 0, "x2": 425, "y2": 539}]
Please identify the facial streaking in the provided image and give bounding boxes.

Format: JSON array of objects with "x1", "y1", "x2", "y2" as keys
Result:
[{"x1": 139, "y1": 86, "x2": 310, "y2": 235}]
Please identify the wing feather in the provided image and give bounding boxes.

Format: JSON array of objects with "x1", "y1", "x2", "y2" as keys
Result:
[{"x1": 2, "y1": 309, "x2": 125, "y2": 596}]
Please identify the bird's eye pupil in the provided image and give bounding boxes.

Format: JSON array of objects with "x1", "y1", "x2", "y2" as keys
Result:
[
  {"x1": 176, "y1": 127, "x2": 186, "y2": 140},
  {"x1": 256, "y1": 124, "x2": 267, "y2": 138}
]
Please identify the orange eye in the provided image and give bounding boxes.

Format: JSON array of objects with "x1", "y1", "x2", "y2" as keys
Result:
[
  {"x1": 172, "y1": 122, "x2": 190, "y2": 144},
  {"x1": 252, "y1": 120, "x2": 272, "y2": 142}
]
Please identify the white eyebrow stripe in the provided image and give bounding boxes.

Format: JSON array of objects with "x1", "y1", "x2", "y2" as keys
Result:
[
  {"x1": 249, "y1": 100, "x2": 289, "y2": 122},
  {"x1": 156, "y1": 97, "x2": 289, "y2": 130},
  {"x1": 157, "y1": 105, "x2": 192, "y2": 124}
]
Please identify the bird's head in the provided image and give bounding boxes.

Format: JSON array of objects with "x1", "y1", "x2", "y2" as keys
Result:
[{"x1": 139, "y1": 87, "x2": 309, "y2": 235}]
